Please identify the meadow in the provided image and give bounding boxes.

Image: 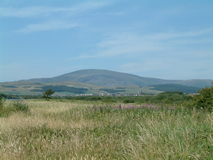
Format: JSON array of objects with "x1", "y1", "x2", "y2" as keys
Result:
[{"x1": 0, "y1": 99, "x2": 212, "y2": 160}]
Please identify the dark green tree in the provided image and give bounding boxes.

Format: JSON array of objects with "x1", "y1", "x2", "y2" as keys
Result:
[
  {"x1": 42, "y1": 89, "x2": 55, "y2": 100},
  {"x1": 0, "y1": 90, "x2": 5, "y2": 110},
  {"x1": 193, "y1": 84, "x2": 213, "y2": 111}
]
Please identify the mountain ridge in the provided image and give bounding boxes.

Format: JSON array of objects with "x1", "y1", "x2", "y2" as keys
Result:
[{"x1": 18, "y1": 69, "x2": 212, "y2": 88}]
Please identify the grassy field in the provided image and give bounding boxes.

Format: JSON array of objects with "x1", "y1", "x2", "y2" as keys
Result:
[
  {"x1": 0, "y1": 100, "x2": 213, "y2": 159},
  {"x1": 0, "y1": 81, "x2": 163, "y2": 96}
]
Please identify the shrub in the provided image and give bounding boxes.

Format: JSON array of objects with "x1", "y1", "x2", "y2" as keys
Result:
[
  {"x1": 193, "y1": 85, "x2": 213, "y2": 111},
  {"x1": 13, "y1": 100, "x2": 29, "y2": 112},
  {"x1": 123, "y1": 99, "x2": 135, "y2": 103},
  {"x1": 0, "y1": 97, "x2": 5, "y2": 110},
  {"x1": 0, "y1": 100, "x2": 30, "y2": 117}
]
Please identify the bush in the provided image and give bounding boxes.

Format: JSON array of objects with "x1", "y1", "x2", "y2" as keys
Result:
[
  {"x1": 123, "y1": 99, "x2": 135, "y2": 103},
  {"x1": 155, "y1": 91, "x2": 189, "y2": 103},
  {"x1": 193, "y1": 85, "x2": 213, "y2": 111},
  {"x1": 0, "y1": 97, "x2": 5, "y2": 110},
  {"x1": 0, "y1": 100, "x2": 30, "y2": 117},
  {"x1": 13, "y1": 100, "x2": 29, "y2": 112}
]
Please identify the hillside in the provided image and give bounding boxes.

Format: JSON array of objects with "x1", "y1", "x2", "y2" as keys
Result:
[
  {"x1": 0, "y1": 81, "x2": 103, "y2": 96},
  {"x1": 1, "y1": 69, "x2": 212, "y2": 95},
  {"x1": 22, "y1": 69, "x2": 212, "y2": 88},
  {"x1": 176, "y1": 79, "x2": 212, "y2": 88},
  {"x1": 149, "y1": 84, "x2": 200, "y2": 93},
  {"x1": 21, "y1": 69, "x2": 175, "y2": 86}
]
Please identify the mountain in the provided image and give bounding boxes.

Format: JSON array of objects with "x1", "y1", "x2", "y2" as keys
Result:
[
  {"x1": 175, "y1": 79, "x2": 212, "y2": 88},
  {"x1": 21, "y1": 69, "x2": 212, "y2": 88},
  {"x1": 20, "y1": 69, "x2": 177, "y2": 86},
  {"x1": 1, "y1": 69, "x2": 212, "y2": 95}
]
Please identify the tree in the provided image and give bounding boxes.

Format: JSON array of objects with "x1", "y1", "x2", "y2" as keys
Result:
[
  {"x1": 193, "y1": 85, "x2": 213, "y2": 111},
  {"x1": 42, "y1": 89, "x2": 55, "y2": 100},
  {"x1": 0, "y1": 90, "x2": 6, "y2": 110}
]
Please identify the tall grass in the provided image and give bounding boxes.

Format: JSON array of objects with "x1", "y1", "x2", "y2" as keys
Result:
[{"x1": 0, "y1": 100, "x2": 212, "y2": 159}]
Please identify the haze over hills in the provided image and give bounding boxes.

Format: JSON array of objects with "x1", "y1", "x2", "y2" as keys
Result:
[{"x1": 20, "y1": 69, "x2": 212, "y2": 88}]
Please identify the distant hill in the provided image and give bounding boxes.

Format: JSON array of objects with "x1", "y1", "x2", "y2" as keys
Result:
[
  {"x1": 149, "y1": 84, "x2": 200, "y2": 93},
  {"x1": 1, "y1": 69, "x2": 212, "y2": 95},
  {"x1": 175, "y1": 79, "x2": 212, "y2": 88},
  {"x1": 22, "y1": 69, "x2": 212, "y2": 88},
  {"x1": 20, "y1": 69, "x2": 175, "y2": 86}
]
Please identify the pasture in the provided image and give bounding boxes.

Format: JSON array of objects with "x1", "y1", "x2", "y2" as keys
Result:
[{"x1": 0, "y1": 100, "x2": 212, "y2": 159}]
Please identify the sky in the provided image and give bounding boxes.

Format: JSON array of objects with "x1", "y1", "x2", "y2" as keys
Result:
[{"x1": 0, "y1": 0, "x2": 213, "y2": 82}]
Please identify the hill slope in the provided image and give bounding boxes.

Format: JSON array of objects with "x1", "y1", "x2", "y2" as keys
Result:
[
  {"x1": 22, "y1": 69, "x2": 212, "y2": 88},
  {"x1": 1, "y1": 69, "x2": 212, "y2": 95},
  {"x1": 149, "y1": 84, "x2": 200, "y2": 93},
  {"x1": 21, "y1": 69, "x2": 178, "y2": 87}
]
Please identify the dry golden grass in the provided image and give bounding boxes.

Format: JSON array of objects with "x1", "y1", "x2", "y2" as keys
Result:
[
  {"x1": 0, "y1": 100, "x2": 96, "y2": 131},
  {"x1": 0, "y1": 100, "x2": 212, "y2": 159},
  {"x1": 0, "y1": 112, "x2": 96, "y2": 131}
]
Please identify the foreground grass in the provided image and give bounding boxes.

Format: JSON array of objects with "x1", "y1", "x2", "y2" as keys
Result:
[{"x1": 0, "y1": 100, "x2": 212, "y2": 159}]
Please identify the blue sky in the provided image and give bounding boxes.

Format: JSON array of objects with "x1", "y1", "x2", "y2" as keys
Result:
[{"x1": 0, "y1": 0, "x2": 213, "y2": 82}]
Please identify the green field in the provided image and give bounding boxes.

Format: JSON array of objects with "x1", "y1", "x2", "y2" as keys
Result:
[
  {"x1": 0, "y1": 81, "x2": 162, "y2": 96},
  {"x1": 0, "y1": 99, "x2": 212, "y2": 159}
]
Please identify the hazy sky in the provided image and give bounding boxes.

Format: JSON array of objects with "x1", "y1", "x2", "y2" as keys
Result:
[{"x1": 0, "y1": 0, "x2": 213, "y2": 82}]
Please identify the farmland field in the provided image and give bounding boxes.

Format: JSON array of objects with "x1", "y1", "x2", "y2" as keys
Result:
[{"x1": 0, "y1": 100, "x2": 213, "y2": 159}]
